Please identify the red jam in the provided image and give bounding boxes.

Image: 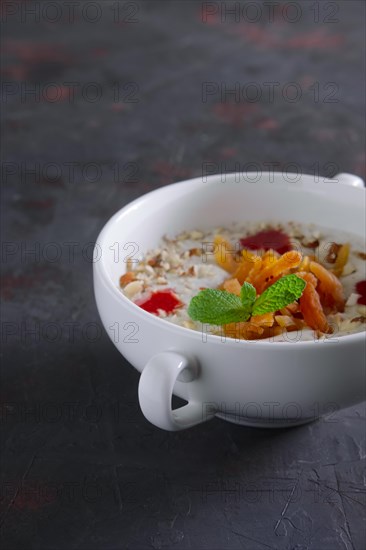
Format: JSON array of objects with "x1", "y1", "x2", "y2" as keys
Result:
[
  {"x1": 355, "y1": 280, "x2": 366, "y2": 305},
  {"x1": 240, "y1": 229, "x2": 292, "y2": 255},
  {"x1": 135, "y1": 289, "x2": 183, "y2": 315}
]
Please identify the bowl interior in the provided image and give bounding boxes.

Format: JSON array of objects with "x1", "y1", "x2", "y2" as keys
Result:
[{"x1": 98, "y1": 173, "x2": 365, "y2": 287}]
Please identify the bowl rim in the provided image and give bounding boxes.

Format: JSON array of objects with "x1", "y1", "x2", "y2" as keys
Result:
[{"x1": 94, "y1": 173, "x2": 366, "y2": 349}]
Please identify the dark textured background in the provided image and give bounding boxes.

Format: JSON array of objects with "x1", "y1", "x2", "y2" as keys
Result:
[{"x1": 1, "y1": 1, "x2": 365, "y2": 549}]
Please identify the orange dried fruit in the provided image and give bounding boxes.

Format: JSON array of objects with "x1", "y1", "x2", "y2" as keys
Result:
[
  {"x1": 331, "y1": 243, "x2": 350, "y2": 277},
  {"x1": 274, "y1": 315, "x2": 297, "y2": 329},
  {"x1": 262, "y1": 249, "x2": 280, "y2": 268},
  {"x1": 246, "y1": 257, "x2": 264, "y2": 285},
  {"x1": 231, "y1": 250, "x2": 260, "y2": 284},
  {"x1": 214, "y1": 235, "x2": 238, "y2": 273},
  {"x1": 253, "y1": 251, "x2": 302, "y2": 293},
  {"x1": 250, "y1": 312, "x2": 275, "y2": 327},
  {"x1": 223, "y1": 321, "x2": 264, "y2": 340},
  {"x1": 309, "y1": 261, "x2": 345, "y2": 311},
  {"x1": 222, "y1": 278, "x2": 242, "y2": 296},
  {"x1": 297, "y1": 272, "x2": 332, "y2": 333}
]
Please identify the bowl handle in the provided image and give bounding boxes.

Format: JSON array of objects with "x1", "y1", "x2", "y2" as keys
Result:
[
  {"x1": 138, "y1": 351, "x2": 216, "y2": 431},
  {"x1": 334, "y1": 173, "x2": 365, "y2": 188}
]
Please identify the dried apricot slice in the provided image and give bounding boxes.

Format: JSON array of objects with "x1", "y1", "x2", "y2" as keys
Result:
[
  {"x1": 214, "y1": 235, "x2": 237, "y2": 273},
  {"x1": 297, "y1": 272, "x2": 332, "y2": 333},
  {"x1": 309, "y1": 261, "x2": 345, "y2": 311},
  {"x1": 223, "y1": 321, "x2": 264, "y2": 340},
  {"x1": 253, "y1": 251, "x2": 302, "y2": 293},
  {"x1": 222, "y1": 278, "x2": 242, "y2": 296},
  {"x1": 232, "y1": 250, "x2": 260, "y2": 284},
  {"x1": 331, "y1": 243, "x2": 350, "y2": 277}
]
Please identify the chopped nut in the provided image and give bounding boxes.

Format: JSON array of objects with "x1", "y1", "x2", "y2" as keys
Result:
[
  {"x1": 345, "y1": 293, "x2": 361, "y2": 307},
  {"x1": 180, "y1": 266, "x2": 196, "y2": 277},
  {"x1": 302, "y1": 238, "x2": 319, "y2": 249},
  {"x1": 135, "y1": 273, "x2": 148, "y2": 281},
  {"x1": 169, "y1": 254, "x2": 181, "y2": 268},
  {"x1": 156, "y1": 277, "x2": 168, "y2": 285},
  {"x1": 197, "y1": 265, "x2": 215, "y2": 278},
  {"x1": 119, "y1": 271, "x2": 136, "y2": 287},
  {"x1": 147, "y1": 255, "x2": 162, "y2": 267},
  {"x1": 182, "y1": 320, "x2": 195, "y2": 329},
  {"x1": 189, "y1": 230, "x2": 203, "y2": 240},
  {"x1": 123, "y1": 281, "x2": 143, "y2": 298},
  {"x1": 144, "y1": 265, "x2": 155, "y2": 275},
  {"x1": 342, "y1": 262, "x2": 356, "y2": 276},
  {"x1": 188, "y1": 248, "x2": 201, "y2": 256},
  {"x1": 325, "y1": 242, "x2": 341, "y2": 264},
  {"x1": 157, "y1": 308, "x2": 167, "y2": 318},
  {"x1": 177, "y1": 231, "x2": 189, "y2": 241}
]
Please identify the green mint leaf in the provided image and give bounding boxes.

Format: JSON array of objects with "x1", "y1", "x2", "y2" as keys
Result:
[
  {"x1": 188, "y1": 289, "x2": 250, "y2": 325},
  {"x1": 240, "y1": 282, "x2": 257, "y2": 309},
  {"x1": 252, "y1": 274, "x2": 306, "y2": 316},
  {"x1": 240, "y1": 281, "x2": 257, "y2": 319}
]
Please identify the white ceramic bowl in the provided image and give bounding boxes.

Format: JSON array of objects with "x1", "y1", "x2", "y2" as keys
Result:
[{"x1": 94, "y1": 172, "x2": 366, "y2": 431}]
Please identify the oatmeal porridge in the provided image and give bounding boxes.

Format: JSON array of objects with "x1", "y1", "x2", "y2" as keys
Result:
[{"x1": 119, "y1": 222, "x2": 366, "y2": 341}]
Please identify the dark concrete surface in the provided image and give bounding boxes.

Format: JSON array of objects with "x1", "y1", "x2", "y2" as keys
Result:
[{"x1": 1, "y1": 1, "x2": 365, "y2": 549}]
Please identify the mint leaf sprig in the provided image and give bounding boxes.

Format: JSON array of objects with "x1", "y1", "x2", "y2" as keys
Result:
[{"x1": 188, "y1": 274, "x2": 306, "y2": 325}]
